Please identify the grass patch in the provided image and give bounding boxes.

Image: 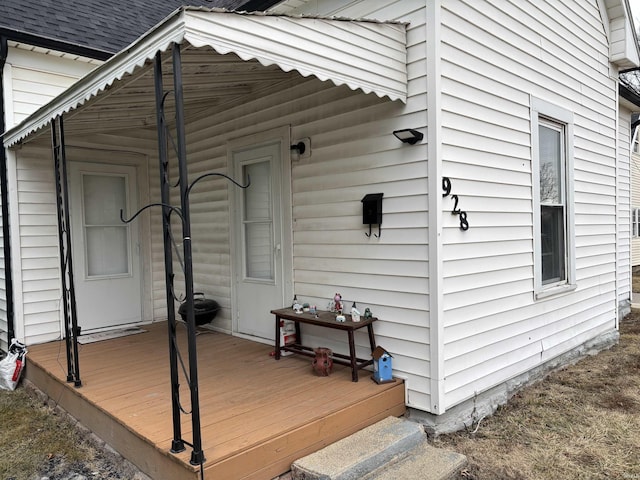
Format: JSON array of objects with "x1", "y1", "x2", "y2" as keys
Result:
[
  {"x1": 436, "y1": 311, "x2": 640, "y2": 480},
  {"x1": 0, "y1": 384, "x2": 141, "y2": 479},
  {"x1": 0, "y1": 387, "x2": 89, "y2": 480}
]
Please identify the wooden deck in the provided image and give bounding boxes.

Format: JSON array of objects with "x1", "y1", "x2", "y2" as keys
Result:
[{"x1": 25, "y1": 322, "x2": 406, "y2": 480}]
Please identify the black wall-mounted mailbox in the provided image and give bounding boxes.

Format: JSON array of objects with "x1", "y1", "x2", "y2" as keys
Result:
[{"x1": 362, "y1": 193, "x2": 383, "y2": 237}]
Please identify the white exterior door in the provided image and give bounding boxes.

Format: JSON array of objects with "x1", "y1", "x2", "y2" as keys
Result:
[
  {"x1": 69, "y1": 162, "x2": 142, "y2": 332},
  {"x1": 232, "y1": 141, "x2": 286, "y2": 341}
]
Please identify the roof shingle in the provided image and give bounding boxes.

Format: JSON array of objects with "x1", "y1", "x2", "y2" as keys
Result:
[{"x1": 0, "y1": 0, "x2": 252, "y2": 55}]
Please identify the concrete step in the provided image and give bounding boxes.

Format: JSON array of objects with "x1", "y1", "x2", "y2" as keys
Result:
[
  {"x1": 362, "y1": 440, "x2": 467, "y2": 480},
  {"x1": 290, "y1": 416, "x2": 466, "y2": 480}
]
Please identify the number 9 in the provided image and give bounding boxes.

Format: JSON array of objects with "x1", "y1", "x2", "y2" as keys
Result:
[{"x1": 442, "y1": 177, "x2": 451, "y2": 197}]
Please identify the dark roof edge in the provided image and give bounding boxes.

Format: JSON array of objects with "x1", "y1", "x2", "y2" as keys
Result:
[
  {"x1": 620, "y1": 82, "x2": 640, "y2": 108},
  {"x1": 238, "y1": 0, "x2": 284, "y2": 11},
  {"x1": 0, "y1": 28, "x2": 113, "y2": 61}
]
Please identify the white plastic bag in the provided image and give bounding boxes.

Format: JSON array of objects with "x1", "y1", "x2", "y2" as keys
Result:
[{"x1": 0, "y1": 338, "x2": 27, "y2": 391}]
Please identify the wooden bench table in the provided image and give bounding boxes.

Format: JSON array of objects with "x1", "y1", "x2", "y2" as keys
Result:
[{"x1": 271, "y1": 307, "x2": 377, "y2": 382}]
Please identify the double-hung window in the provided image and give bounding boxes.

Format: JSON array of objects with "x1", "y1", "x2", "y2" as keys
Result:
[{"x1": 531, "y1": 97, "x2": 576, "y2": 298}]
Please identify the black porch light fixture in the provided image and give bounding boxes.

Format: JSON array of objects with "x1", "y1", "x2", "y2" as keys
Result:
[
  {"x1": 290, "y1": 141, "x2": 306, "y2": 155},
  {"x1": 393, "y1": 128, "x2": 423, "y2": 145}
]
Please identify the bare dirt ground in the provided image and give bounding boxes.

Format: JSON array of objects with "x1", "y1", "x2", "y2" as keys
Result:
[
  {"x1": 1, "y1": 311, "x2": 639, "y2": 479},
  {"x1": 0, "y1": 382, "x2": 146, "y2": 480},
  {"x1": 435, "y1": 311, "x2": 640, "y2": 480}
]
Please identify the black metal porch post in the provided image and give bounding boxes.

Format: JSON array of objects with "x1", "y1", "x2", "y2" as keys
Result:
[
  {"x1": 172, "y1": 43, "x2": 205, "y2": 466},
  {"x1": 153, "y1": 51, "x2": 185, "y2": 454},
  {"x1": 51, "y1": 116, "x2": 81, "y2": 387}
]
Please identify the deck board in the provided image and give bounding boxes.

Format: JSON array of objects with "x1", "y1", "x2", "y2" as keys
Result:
[{"x1": 26, "y1": 322, "x2": 405, "y2": 480}]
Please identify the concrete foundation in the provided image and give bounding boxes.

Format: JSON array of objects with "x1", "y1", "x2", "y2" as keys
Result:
[
  {"x1": 406, "y1": 328, "x2": 620, "y2": 435},
  {"x1": 619, "y1": 299, "x2": 631, "y2": 320}
]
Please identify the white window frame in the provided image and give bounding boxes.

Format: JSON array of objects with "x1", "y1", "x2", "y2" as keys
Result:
[
  {"x1": 531, "y1": 97, "x2": 576, "y2": 299},
  {"x1": 633, "y1": 207, "x2": 640, "y2": 237}
]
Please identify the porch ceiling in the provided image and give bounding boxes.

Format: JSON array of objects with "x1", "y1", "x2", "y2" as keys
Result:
[
  {"x1": 2, "y1": 7, "x2": 407, "y2": 147},
  {"x1": 46, "y1": 47, "x2": 302, "y2": 137}
]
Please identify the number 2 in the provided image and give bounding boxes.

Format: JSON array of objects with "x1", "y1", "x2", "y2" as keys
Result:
[{"x1": 451, "y1": 195, "x2": 461, "y2": 214}]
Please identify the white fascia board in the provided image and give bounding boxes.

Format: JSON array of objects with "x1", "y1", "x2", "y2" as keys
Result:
[{"x1": 183, "y1": 10, "x2": 407, "y2": 103}]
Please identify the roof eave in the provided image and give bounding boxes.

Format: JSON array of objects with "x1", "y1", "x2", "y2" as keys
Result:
[
  {"x1": 0, "y1": 27, "x2": 113, "y2": 60},
  {"x1": 607, "y1": 0, "x2": 640, "y2": 69},
  {"x1": 2, "y1": 9, "x2": 189, "y2": 147},
  {"x1": 620, "y1": 83, "x2": 640, "y2": 110},
  {"x1": 3, "y1": 8, "x2": 407, "y2": 148}
]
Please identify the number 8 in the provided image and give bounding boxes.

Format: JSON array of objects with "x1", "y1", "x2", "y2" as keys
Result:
[{"x1": 459, "y1": 211, "x2": 469, "y2": 231}]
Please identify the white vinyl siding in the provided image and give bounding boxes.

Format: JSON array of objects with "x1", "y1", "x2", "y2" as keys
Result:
[
  {"x1": 5, "y1": 46, "x2": 100, "y2": 128},
  {"x1": 631, "y1": 145, "x2": 640, "y2": 266},
  {"x1": 440, "y1": 0, "x2": 618, "y2": 409},
  {"x1": 0, "y1": 200, "x2": 7, "y2": 352},
  {"x1": 13, "y1": 146, "x2": 62, "y2": 344},
  {"x1": 618, "y1": 106, "x2": 632, "y2": 307},
  {"x1": 1, "y1": 45, "x2": 100, "y2": 347}
]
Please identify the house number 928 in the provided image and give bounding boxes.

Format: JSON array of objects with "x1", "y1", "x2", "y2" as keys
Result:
[{"x1": 442, "y1": 177, "x2": 469, "y2": 231}]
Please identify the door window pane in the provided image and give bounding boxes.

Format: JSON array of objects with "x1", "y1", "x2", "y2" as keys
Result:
[
  {"x1": 245, "y1": 223, "x2": 273, "y2": 279},
  {"x1": 244, "y1": 161, "x2": 271, "y2": 221},
  {"x1": 83, "y1": 175, "x2": 126, "y2": 224},
  {"x1": 242, "y1": 161, "x2": 274, "y2": 280},
  {"x1": 85, "y1": 226, "x2": 128, "y2": 276},
  {"x1": 82, "y1": 174, "x2": 129, "y2": 277}
]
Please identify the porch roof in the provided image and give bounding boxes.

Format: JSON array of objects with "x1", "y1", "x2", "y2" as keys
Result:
[{"x1": 2, "y1": 7, "x2": 408, "y2": 148}]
